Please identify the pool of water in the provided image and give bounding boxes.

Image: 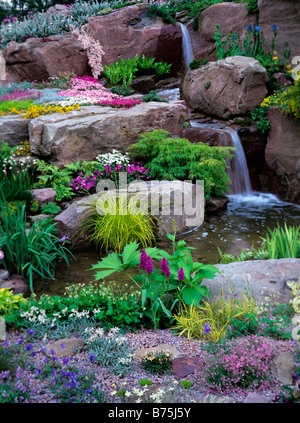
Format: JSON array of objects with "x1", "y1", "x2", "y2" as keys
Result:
[{"x1": 33, "y1": 193, "x2": 300, "y2": 297}]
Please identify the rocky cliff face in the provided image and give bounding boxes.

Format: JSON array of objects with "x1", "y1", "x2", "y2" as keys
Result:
[{"x1": 2, "y1": 4, "x2": 182, "y2": 83}]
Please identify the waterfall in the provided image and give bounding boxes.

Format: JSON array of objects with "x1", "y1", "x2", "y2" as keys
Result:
[
  {"x1": 224, "y1": 128, "x2": 252, "y2": 195},
  {"x1": 179, "y1": 23, "x2": 194, "y2": 69},
  {"x1": 190, "y1": 121, "x2": 253, "y2": 195}
]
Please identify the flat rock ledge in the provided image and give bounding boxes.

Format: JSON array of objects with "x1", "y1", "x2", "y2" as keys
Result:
[
  {"x1": 203, "y1": 258, "x2": 300, "y2": 305},
  {"x1": 28, "y1": 101, "x2": 188, "y2": 166}
]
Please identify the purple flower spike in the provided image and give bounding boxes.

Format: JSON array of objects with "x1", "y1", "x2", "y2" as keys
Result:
[
  {"x1": 178, "y1": 267, "x2": 185, "y2": 281},
  {"x1": 161, "y1": 257, "x2": 171, "y2": 278},
  {"x1": 145, "y1": 256, "x2": 153, "y2": 275},
  {"x1": 140, "y1": 249, "x2": 148, "y2": 269}
]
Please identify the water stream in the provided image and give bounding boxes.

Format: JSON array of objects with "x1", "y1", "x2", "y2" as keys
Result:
[{"x1": 179, "y1": 23, "x2": 194, "y2": 69}]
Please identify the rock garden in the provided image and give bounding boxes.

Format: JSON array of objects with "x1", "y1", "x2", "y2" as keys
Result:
[{"x1": 0, "y1": 0, "x2": 300, "y2": 406}]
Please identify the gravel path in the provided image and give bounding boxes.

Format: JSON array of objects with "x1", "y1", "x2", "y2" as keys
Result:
[{"x1": 3, "y1": 327, "x2": 297, "y2": 404}]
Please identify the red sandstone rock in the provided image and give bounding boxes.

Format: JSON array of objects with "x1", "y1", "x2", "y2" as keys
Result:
[
  {"x1": 264, "y1": 106, "x2": 300, "y2": 205},
  {"x1": 88, "y1": 4, "x2": 182, "y2": 75},
  {"x1": 3, "y1": 33, "x2": 90, "y2": 83}
]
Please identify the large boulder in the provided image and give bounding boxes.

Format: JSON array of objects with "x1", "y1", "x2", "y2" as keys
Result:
[
  {"x1": 3, "y1": 33, "x2": 90, "y2": 83},
  {"x1": 88, "y1": 3, "x2": 182, "y2": 75},
  {"x1": 29, "y1": 101, "x2": 188, "y2": 166},
  {"x1": 185, "y1": 2, "x2": 257, "y2": 62},
  {"x1": 258, "y1": 0, "x2": 300, "y2": 60},
  {"x1": 0, "y1": 114, "x2": 30, "y2": 145},
  {"x1": 263, "y1": 106, "x2": 300, "y2": 205},
  {"x1": 3, "y1": 4, "x2": 182, "y2": 83},
  {"x1": 203, "y1": 258, "x2": 300, "y2": 306},
  {"x1": 54, "y1": 181, "x2": 205, "y2": 248},
  {"x1": 181, "y1": 56, "x2": 268, "y2": 118}
]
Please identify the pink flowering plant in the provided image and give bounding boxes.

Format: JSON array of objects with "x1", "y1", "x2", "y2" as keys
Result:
[
  {"x1": 196, "y1": 335, "x2": 278, "y2": 397},
  {"x1": 70, "y1": 162, "x2": 151, "y2": 194},
  {"x1": 57, "y1": 76, "x2": 142, "y2": 109},
  {"x1": 91, "y1": 233, "x2": 220, "y2": 330}
]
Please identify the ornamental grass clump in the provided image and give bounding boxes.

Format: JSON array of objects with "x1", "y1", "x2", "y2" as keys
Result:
[
  {"x1": 196, "y1": 335, "x2": 277, "y2": 396},
  {"x1": 80, "y1": 192, "x2": 156, "y2": 253}
]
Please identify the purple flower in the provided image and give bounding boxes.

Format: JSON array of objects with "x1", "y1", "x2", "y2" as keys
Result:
[
  {"x1": 140, "y1": 249, "x2": 148, "y2": 269},
  {"x1": 27, "y1": 329, "x2": 35, "y2": 336},
  {"x1": 204, "y1": 322, "x2": 211, "y2": 335},
  {"x1": 60, "y1": 235, "x2": 70, "y2": 243},
  {"x1": 26, "y1": 344, "x2": 32, "y2": 351},
  {"x1": 89, "y1": 354, "x2": 95, "y2": 362},
  {"x1": 161, "y1": 257, "x2": 171, "y2": 278},
  {"x1": 178, "y1": 267, "x2": 185, "y2": 281},
  {"x1": 145, "y1": 256, "x2": 153, "y2": 275},
  {"x1": 0, "y1": 250, "x2": 4, "y2": 260}
]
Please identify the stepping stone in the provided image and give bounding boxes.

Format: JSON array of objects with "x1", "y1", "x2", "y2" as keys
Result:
[
  {"x1": 171, "y1": 356, "x2": 199, "y2": 379},
  {"x1": 272, "y1": 352, "x2": 295, "y2": 385},
  {"x1": 46, "y1": 338, "x2": 85, "y2": 358},
  {"x1": 202, "y1": 394, "x2": 235, "y2": 403},
  {"x1": 243, "y1": 393, "x2": 271, "y2": 403}
]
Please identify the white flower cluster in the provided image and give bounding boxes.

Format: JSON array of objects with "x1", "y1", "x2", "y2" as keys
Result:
[
  {"x1": 96, "y1": 149, "x2": 130, "y2": 167},
  {"x1": 2, "y1": 156, "x2": 36, "y2": 174},
  {"x1": 51, "y1": 96, "x2": 99, "y2": 107},
  {"x1": 110, "y1": 379, "x2": 180, "y2": 404},
  {"x1": 84, "y1": 326, "x2": 105, "y2": 344}
]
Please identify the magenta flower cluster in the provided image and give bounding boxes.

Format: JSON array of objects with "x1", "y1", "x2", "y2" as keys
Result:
[
  {"x1": 140, "y1": 249, "x2": 153, "y2": 274},
  {"x1": 0, "y1": 89, "x2": 36, "y2": 101},
  {"x1": 57, "y1": 76, "x2": 142, "y2": 109},
  {"x1": 196, "y1": 335, "x2": 277, "y2": 396},
  {"x1": 71, "y1": 164, "x2": 151, "y2": 193}
]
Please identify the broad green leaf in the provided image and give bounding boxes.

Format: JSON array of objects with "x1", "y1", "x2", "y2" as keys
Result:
[
  {"x1": 121, "y1": 241, "x2": 140, "y2": 267},
  {"x1": 181, "y1": 286, "x2": 203, "y2": 306}
]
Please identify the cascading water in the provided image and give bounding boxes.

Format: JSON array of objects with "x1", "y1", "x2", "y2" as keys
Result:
[
  {"x1": 179, "y1": 23, "x2": 194, "y2": 69},
  {"x1": 189, "y1": 121, "x2": 252, "y2": 195},
  {"x1": 223, "y1": 127, "x2": 252, "y2": 195}
]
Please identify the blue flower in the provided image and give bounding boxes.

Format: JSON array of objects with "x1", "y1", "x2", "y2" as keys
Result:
[
  {"x1": 272, "y1": 25, "x2": 279, "y2": 31},
  {"x1": 245, "y1": 24, "x2": 252, "y2": 31},
  {"x1": 254, "y1": 25, "x2": 261, "y2": 32},
  {"x1": 204, "y1": 322, "x2": 211, "y2": 335}
]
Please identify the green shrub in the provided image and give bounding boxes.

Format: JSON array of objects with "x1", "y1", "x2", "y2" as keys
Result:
[
  {"x1": 41, "y1": 202, "x2": 62, "y2": 215},
  {"x1": 5, "y1": 281, "x2": 145, "y2": 333},
  {"x1": 189, "y1": 58, "x2": 208, "y2": 70},
  {"x1": 142, "y1": 90, "x2": 168, "y2": 103},
  {"x1": 128, "y1": 129, "x2": 234, "y2": 199},
  {"x1": 0, "y1": 288, "x2": 25, "y2": 317}
]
